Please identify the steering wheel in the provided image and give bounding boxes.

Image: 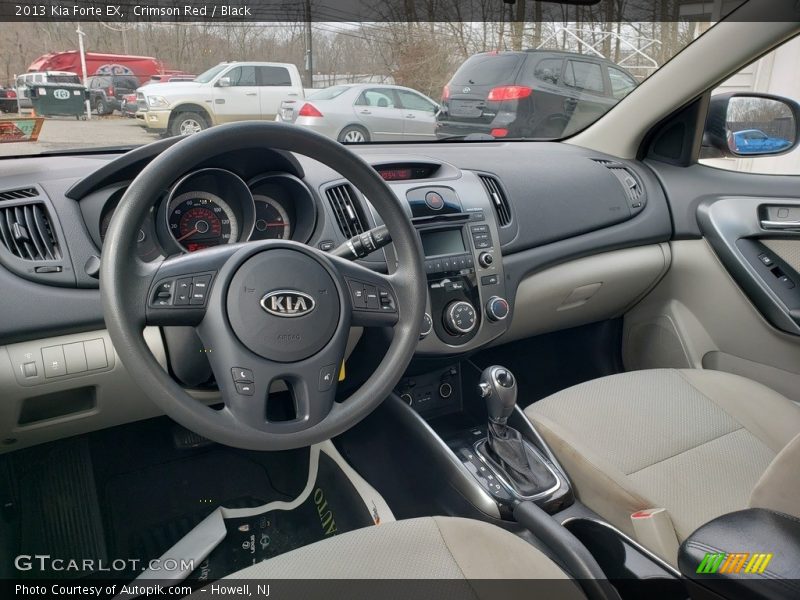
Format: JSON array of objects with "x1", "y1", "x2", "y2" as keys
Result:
[{"x1": 101, "y1": 122, "x2": 425, "y2": 451}]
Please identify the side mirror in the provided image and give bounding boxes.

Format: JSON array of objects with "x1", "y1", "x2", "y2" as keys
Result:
[
  {"x1": 704, "y1": 92, "x2": 800, "y2": 158},
  {"x1": 216, "y1": 77, "x2": 231, "y2": 88}
]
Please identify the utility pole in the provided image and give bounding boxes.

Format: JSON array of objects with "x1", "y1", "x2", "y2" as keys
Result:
[
  {"x1": 76, "y1": 25, "x2": 91, "y2": 120},
  {"x1": 304, "y1": 0, "x2": 313, "y2": 89}
]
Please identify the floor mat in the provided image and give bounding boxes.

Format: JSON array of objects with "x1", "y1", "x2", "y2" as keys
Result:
[
  {"x1": 103, "y1": 449, "x2": 287, "y2": 563},
  {"x1": 191, "y1": 453, "x2": 375, "y2": 582},
  {"x1": 6, "y1": 438, "x2": 107, "y2": 578}
]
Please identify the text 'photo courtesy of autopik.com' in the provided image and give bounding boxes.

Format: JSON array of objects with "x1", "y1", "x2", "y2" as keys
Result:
[{"x1": 2, "y1": 0, "x2": 800, "y2": 599}]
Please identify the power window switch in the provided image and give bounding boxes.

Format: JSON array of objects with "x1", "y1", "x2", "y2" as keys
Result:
[
  {"x1": 758, "y1": 254, "x2": 774, "y2": 267},
  {"x1": 778, "y1": 275, "x2": 795, "y2": 289}
]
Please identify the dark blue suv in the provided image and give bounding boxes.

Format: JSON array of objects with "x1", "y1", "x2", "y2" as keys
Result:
[{"x1": 436, "y1": 50, "x2": 638, "y2": 140}]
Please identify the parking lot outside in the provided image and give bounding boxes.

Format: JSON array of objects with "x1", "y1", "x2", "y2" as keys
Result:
[{"x1": 0, "y1": 113, "x2": 157, "y2": 156}]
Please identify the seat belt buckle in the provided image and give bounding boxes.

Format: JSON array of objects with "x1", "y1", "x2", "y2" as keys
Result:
[{"x1": 630, "y1": 508, "x2": 680, "y2": 563}]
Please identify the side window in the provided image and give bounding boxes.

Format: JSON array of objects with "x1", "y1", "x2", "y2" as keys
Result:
[
  {"x1": 225, "y1": 67, "x2": 257, "y2": 87},
  {"x1": 699, "y1": 34, "x2": 800, "y2": 175},
  {"x1": 258, "y1": 66, "x2": 292, "y2": 87},
  {"x1": 563, "y1": 61, "x2": 604, "y2": 94},
  {"x1": 532, "y1": 58, "x2": 563, "y2": 85},
  {"x1": 608, "y1": 67, "x2": 637, "y2": 100},
  {"x1": 397, "y1": 90, "x2": 436, "y2": 112},
  {"x1": 356, "y1": 89, "x2": 396, "y2": 108}
]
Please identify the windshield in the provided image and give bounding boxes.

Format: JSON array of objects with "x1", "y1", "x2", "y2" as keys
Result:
[
  {"x1": 193, "y1": 64, "x2": 227, "y2": 84},
  {"x1": 308, "y1": 86, "x2": 351, "y2": 101},
  {"x1": 0, "y1": 19, "x2": 711, "y2": 156}
]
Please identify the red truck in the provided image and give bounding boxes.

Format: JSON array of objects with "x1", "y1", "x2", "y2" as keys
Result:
[{"x1": 27, "y1": 52, "x2": 187, "y2": 85}]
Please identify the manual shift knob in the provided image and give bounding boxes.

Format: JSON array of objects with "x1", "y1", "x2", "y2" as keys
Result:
[{"x1": 479, "y1": 366, "x2": 518, "y2": 425}]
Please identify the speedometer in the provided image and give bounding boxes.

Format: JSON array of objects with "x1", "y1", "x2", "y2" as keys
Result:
[{"x1": 168, "y1": 191, "x2": 238, "y2": 252}]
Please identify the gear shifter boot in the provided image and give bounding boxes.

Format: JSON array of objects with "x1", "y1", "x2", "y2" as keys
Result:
[{"x1": 482, "y1": 422, "x2": 558, "y2": 497}]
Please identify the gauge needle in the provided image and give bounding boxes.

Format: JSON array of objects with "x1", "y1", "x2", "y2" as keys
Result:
[{"x1": 176, "y1": 227, "x2": 199, "y2": 242}]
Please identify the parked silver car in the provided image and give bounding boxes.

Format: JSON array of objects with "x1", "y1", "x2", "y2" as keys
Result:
[{"x1": 277, "y1": 83, "x2": 439, "y2": 142}]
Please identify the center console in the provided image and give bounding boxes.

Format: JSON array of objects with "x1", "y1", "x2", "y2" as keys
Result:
[{"x1": 405, "y1": 183, "x2": 511, "y2": 355}]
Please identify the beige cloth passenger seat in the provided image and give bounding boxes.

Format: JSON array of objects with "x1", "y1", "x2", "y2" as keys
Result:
[{"x1": 525, "y1": 369, "x2": 800, "y2": 563}]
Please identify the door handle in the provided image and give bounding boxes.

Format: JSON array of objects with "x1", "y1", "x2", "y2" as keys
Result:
[
  {"x1": 245, "y1": 92, "x2": 257, "y2": 96},
  {"x1": 405, "y1": 114, "x2": 415, "y2": 118},
  {"x1": 359, "y1": 109, "x2": 371, "y2": 114},
  {"x1": 761, "y1": 220, "x2": 800, "y2": 232}
]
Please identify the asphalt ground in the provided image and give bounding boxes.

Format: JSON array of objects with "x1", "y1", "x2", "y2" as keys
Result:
[{"x1": 0, "y1": 112, "x2": 159, "y2": 157}]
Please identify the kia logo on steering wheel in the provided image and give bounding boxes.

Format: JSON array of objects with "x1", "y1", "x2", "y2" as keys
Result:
[{"x1": 260, "y1": 290, "x2": 316, "y2": 317}]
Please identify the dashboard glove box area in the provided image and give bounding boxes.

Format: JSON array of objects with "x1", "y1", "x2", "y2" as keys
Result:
[{"x1": 678, "y1": 508, "x2": 800, "y2": 600}]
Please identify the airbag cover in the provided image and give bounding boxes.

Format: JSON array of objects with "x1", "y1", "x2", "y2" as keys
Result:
[{"x1": 227, "y1": 249, "x2": 340, "y2": 362}]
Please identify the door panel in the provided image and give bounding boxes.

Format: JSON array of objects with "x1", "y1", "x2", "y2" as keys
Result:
[
  {"x1": 353, "y1": 88, "x2": 404, "y2": 141},
  {"x1": 256, "y1": 66, "x2": 296, "y2": 120},
  {"x1": 623, "y1": 239, "x2": 800, "y2": 402},
  {"x1": 697, "y1": 196, "x2": 800, "y2": 335},
  {"x1": 395, "y1": 90, "x2": 437, "y2": 140},
  {"x1": 213, "y1": 66, "x2": 260, "y2": 123}
]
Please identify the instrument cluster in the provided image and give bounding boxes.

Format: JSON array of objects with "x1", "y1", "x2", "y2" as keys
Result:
[{"x1": 99, "y1": 168, "x2": 317, "y2": 257}]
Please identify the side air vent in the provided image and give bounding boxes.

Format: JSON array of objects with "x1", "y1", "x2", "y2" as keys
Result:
[
  {"x1": 0, "y1": 187, "x2": 39, "y2": 202},
  {"x1": 593, "y1": 159, "x2": 644, "y2": 205},
  {"x1": 479, "y1": 174, "x2": 512, "y2": 226},
  {"x1": 325, "y1": 183, "x2": 368, "y2": 238},
  {"x1": 0, "y1": 203, "x2": 61, "y2": 261}
]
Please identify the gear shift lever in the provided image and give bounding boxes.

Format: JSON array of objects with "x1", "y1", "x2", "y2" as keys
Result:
[
  {"x1": 479, "y1": 366, "x2": 517, "y2": 427},
  {"x1": 478, "y1": 366, "x2": 557, "y2": 498}
]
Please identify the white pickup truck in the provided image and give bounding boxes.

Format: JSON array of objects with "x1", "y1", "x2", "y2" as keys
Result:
[{"x1": 136, "y1": 61, "x2": 304, "y2": 136}]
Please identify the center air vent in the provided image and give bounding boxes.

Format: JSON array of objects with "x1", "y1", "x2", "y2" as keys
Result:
[
  {"x1": 0, "y1": 187, "x2": 38, "y2": 202},
  {"x1": 0, "y1": 202, "x2": 61, "y2": 261},
  {"x1": 592, "y1": 159, "x2": 644, "y2": 205},
  {"x1": 479, "y1": 174, "x2": 512, "y2": 226},
  {"x1": 325, "y1": 183, "x2": 368, "y2": 238}
]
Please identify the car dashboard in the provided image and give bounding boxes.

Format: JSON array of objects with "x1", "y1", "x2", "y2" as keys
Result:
[{"x1": 0, "y1": 137, "x2": 672, "y2": 451}]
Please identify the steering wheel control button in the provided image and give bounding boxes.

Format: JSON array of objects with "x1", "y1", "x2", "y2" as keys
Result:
[
  {"x1": 232, "y1": 367, "x2": 254, "y2": 383},
  {"x1": 228, "y1": 249, "x2": 340, "y2": 362},
  {"x1": 365, "y1": 285, "x2": 379, "y2": 310},
  {"x1": 445, "y1": 300, "x2": 477, "y2": 335},
  {"x1": 190, "y1": 274, "x2": 212, "y2": 305},
  {"x1": 319, "y1": 364, "x2": 338, "y2": 392},
  {"x1": 42, "y1": 345, "x2": 67, "y2": 378},
  {"x1": 235, "y1": 382, "x2": 255, "y2": 396},
  {"x1": 150, "y1": 273, "x2": 214, "y2": 309},
  {"x1": 347, "y1": 279, "x2": 396, "y2": 313},
  {"x1": 175, "y1": 278, "x2": 193, "y2": 305},
  {"x1": 486, "y1": 296, "x2": 510, "y2": 321}
]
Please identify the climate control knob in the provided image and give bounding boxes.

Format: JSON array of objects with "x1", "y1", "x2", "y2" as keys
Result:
[
  {"x1": 486, "y1": 296, "x2": 510, "y2": 321},
  {"x1": 444, "y1": 300, "x2": 477, "y2": 335}
]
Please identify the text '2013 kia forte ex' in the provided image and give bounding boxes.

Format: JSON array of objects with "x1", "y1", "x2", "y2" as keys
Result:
[{"x1": 1, "y1": 2, "x2": 800, "y2": 599}]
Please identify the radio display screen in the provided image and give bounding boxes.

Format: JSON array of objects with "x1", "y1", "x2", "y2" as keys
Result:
[{"x1": 421, "y1": 229, "x2": 466, "y2": 257}]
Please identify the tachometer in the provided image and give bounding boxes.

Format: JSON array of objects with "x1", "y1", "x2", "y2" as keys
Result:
[
  {"x1": 168, "y1": 191, "x2": 238, "y2": 252},
  {"x1": 252, "y1": 195, "x2": 292, "y2": 240}
]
